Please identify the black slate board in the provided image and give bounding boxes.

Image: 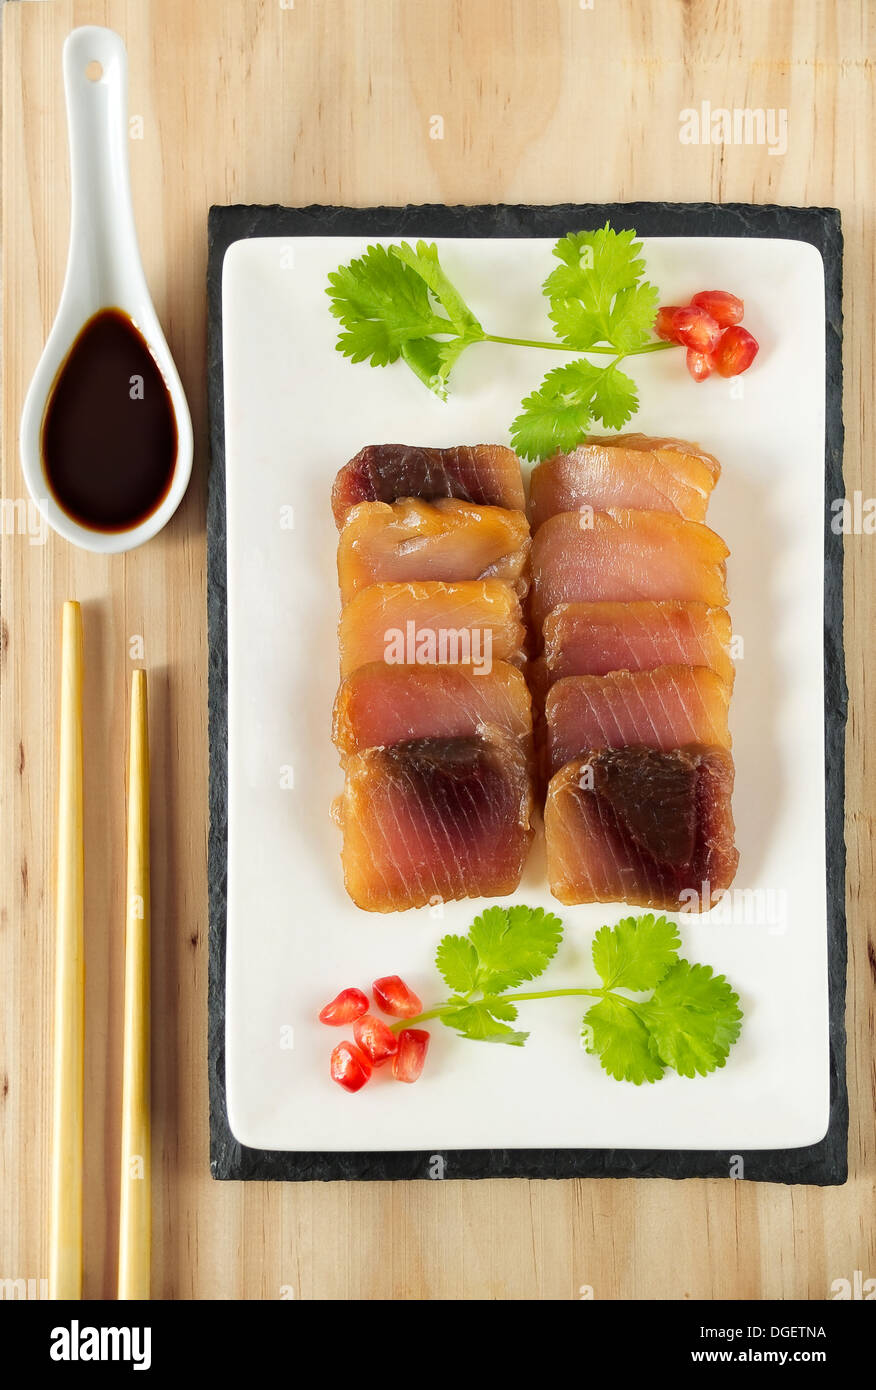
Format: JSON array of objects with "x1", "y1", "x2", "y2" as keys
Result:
[{"x1": 206, "y1": 202, "x2": 848, "y2": 1184}]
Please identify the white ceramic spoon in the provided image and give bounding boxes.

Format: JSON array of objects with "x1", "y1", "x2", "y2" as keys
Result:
[{"x1": 20, "y1": 26, "x2": 193, "y2": 554}]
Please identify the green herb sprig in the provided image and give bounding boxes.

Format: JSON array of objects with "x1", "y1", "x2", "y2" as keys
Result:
[
  {"x1": 326, "y1": 225, "x2": 676, "y2": 461},
  {"x1": 392, "y1": 907, "x2": 743, "y2": 1085}
]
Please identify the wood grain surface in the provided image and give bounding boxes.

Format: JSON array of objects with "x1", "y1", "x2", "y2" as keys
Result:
[{"x1": 2, "y1": 0, "x2": 874, "y2": 1301}]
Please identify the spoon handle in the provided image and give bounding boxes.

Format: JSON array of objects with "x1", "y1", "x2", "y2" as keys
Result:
[{"x1": 61, "y1": 26, "x2": 148, "y2": 309}]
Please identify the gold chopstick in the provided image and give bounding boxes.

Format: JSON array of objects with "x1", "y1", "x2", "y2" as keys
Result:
[
  {"x1": 50, "y1": 600, "x2": 85, "y2": 1300},
  {"x1": 118, "y1": 670, "x2": 151, "y2": 1300}
]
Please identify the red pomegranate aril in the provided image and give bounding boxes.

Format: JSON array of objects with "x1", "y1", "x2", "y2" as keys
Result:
[
  {"x1": 691, "y1": 290, "x2": 744, "y2": 327},
  {"x1": 330, "y1": 1040, "x2": 373, "y2": 1092},
  {"x1": 654, "y1": 305, "x2": 684, "y2": 342},
  {"x1": 672, "y1": 305, "x2": 722, "y2": 353},
  {"x1": 714, "y1": 325, "x2": 759, "y2": 378},
  {"x1": 319, "y1": 986, "x2": 370, "y2": 1026},
  {"x1": 372, "y1": 975, "x2": 423, "y2": 1018},
  {"x1": 686, "y1": 348, "x2": 715, "y2": 382},
  {"x1": 353, "y1": 1013, "x2": 399, "y2": 1066},
  {"x1": 392, "y1": 1029, "x2": 430, "y2": 1083}
]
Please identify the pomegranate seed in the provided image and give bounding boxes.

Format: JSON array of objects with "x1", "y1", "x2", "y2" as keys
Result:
[
  {"x1": 671, "y1": 305, "x2": 722, "y2": 354},
  {"x1": 392, "y1": 1029, "x2": 430, "y2": 1083},
  {"x1": 372, "y1": 975, "x2": 423, "y2": 1018},
  {"x1": 686, "y1": 348, "x2": 714, "y2": 382},
  {"x1": 714, "y1": 325, "x2": 759, "y2": 378},
  {"x1": 319, "y1": 987, "x2": 369, "y2": 1026},
  {"x1": 353, "y1": 1013, "x2": 399, "y2": 1066},
  {"x1": 691, "y1": 290, "x2": 744, "y2": 327},
  {"x1": 330, "y1": 1040, "x2": 372, "y2": 1092},
  {"x1": 654, "y1": 305, "x2": 684, "y2": 342}
]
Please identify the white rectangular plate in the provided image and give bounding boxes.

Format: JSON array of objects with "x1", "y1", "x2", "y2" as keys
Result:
[{"x1": 222, "y1": 234, "x2": 828, "y2": 1153}]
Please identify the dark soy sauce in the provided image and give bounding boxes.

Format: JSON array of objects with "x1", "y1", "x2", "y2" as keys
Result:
[{"x1": 41, "y1": 308, "x2": 177, "y2": 532}]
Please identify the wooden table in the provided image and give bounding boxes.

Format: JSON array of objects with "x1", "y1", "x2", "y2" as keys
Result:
[{"x1": 2, "y1": 0, "x2": 873, "y2": 1301}]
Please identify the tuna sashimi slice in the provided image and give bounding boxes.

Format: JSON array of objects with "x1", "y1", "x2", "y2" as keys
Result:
[
  {"x1": 333, "y1": 662, "x2": 533, "y2": 758},
  {"x1": 338, "y1": 734, "x2": 534, "y2": 911},
  {"x1": 545, "y1": 666, "x2": 731, "y2": 776},
  {"x1": 337, "y1": 580, "x2": 527, "y2": 677},
  {"x1": 541, "y1": 600, "x2": 735, "y2": 687},
  {"x1": 529, "y1": 508, "x2": 729, "y2": 633},
  {"x1": 529, "y1": 434, "x2": 721, "y2": 529},
  {"x1": 332, "y1": 443, "x2": 525, "y2": 526},
  {"x1": 545, "y1": 746, "x2": 738, "y2": 912},
  {"x1": 337, "y1": 498, "x2": 531, "y2": 604}
]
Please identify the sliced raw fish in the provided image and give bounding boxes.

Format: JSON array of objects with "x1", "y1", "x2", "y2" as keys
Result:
[
  {"x1": 337, "y1": 580, "x2": 527, "y2": 676},
  {"x1": 333, "y1": 662, "x2": 533, "y2": 758},
  {"x1": 337, "y1": 498, "x2": 531, "y2": 604},
  {"x1": 530, "y1": 508, "x2": 729, "y2": 633},
  {"x1": 541, "y1": 600, "x2": 734, "y2": 687},
  {"x1": 332, "y1": 443, "x2": 525, "y2": 526},
  {"x1": 529, "y1": 434, "x2": 720, "y2": 529},
  {"x1": 545, "y1": 746, "x2": 738, "y2": 911},
  {"x1": 338, "y1": 734, "x2": 534, "y2": 911},
  {"x1": 546, "y1": 665, "x2": 731, "y2": 775}
]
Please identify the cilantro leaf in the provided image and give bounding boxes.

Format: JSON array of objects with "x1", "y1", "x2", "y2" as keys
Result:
[
  {"x1": 592, "y1": 914, "x2": 681, "y2": 992},
  {"x1": 398, "y1": 337, "x2": 447, "y2": 397},
  {"x1": 435, "y1": 934, "x2": 479, "y2": 994},
  {"x1": 639, "y1": 960, "x2": 743, "y2": 1078},
  {"x1": 442, "y1": 1000, "x2": 528, "y2": 1047},
  {"x1": 548, "y1": 225, "x2": 647, "y2": 299},
  {"x1": 398, "y1": 335, "x2": 472, "y2": 399},
  {"x1": 509, "y1": 359, "x2": 602, "y2": 461},
  {"x1": 603, "y1": 282, "x2": 661, "y2": 352},
  {"x1": 590, "y1": 364, "x2": 639, "y2": 430},
  {"x1": 544, "y1": 225, "x2": 659, "y2": 351},
  {"x1": 326, "y1": 243, "x2": 451, "y2": 368},
  {"x1": 511, "y1": 358, "x2": 642, "y2": 460},
  {"x1": 582, "y1": 995, "x2": 665, "y2": 1085},
  {"x1": 479, "y1": 995, "x2": 519, "y2": 1021},
  {"x1": 434, "y1": 906, "x2": 561, "y2": 1049},
  {"x1": 391, "y1": 241, "x2": 484, "y2": 339},
  {"x1": 435, "y1": 336, "x2": 471, "y2": 381},
  {"x1": 467, "y1": 904, "x2": 563, "y2": 993}
]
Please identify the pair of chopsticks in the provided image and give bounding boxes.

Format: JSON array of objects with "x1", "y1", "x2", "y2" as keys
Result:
[{"x1": 50, "y1": 601, "x2": 151, "y2": 1300}]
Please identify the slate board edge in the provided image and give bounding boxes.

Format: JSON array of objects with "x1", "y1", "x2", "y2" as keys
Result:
[{"x1": 205, "y1": 202, "x2": 848, "y2": 1185}]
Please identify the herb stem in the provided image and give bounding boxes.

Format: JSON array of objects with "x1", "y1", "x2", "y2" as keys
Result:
[
  {"x1": 502, "y1": 987, "x2": 604, "y2": 1002},
  {"x1": 484, "y1": 333, "x2": 587, "y2": 352},
  {"x1": 509, "y1": 986, "x2": 648, "y2": 1013},
  {"x1": 389, "y1": 1005, "x2": 457, "y2": 1033},
  {"x1": 391, "y1": 985, "x2": 639, "y2": 1034},
  {"x1": 482, "y1": 333, "x2": 676, "y2": 356}
]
